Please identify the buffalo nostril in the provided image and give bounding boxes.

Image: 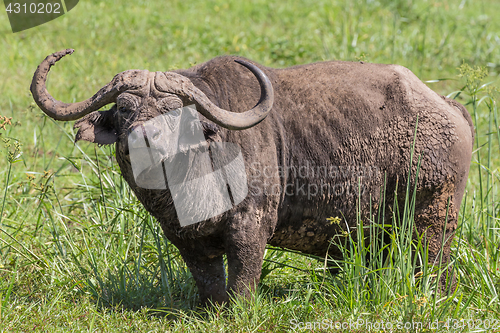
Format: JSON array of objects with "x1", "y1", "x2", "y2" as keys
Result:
[
  {"x1": 129, "y1": 130, "x2": 139, "y2": 142},
  {"x1": 146, "y1": 126, "x2": 162, "y2": 142},
  {"x1": 129, "y1": 124, "x2": 161, "y2": 146},
  {"x1": 128, "y1": 125, "x2": 147, "y2": 148}
]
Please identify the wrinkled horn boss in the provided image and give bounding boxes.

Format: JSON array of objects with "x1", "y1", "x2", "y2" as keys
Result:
[{"x1": 30, "y1": 49, "x2": 274, "y2": 130}]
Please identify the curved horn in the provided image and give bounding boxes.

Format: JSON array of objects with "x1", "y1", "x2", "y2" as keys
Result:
[
  {"x1": 30, "y1": 49, "x2": 148, "y2": 121},
  {"x1": 155, "y1": 60, "x2": 274, "y2": 130}
]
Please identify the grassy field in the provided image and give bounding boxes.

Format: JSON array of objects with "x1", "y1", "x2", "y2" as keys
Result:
[{"x1": 1, "y1": 0, "x2": 500, "y2": 331}]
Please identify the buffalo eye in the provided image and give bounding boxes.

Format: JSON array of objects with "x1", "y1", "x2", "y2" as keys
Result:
[{"x1": 118, "y1": 106, "x2": 129, "y2": 114}]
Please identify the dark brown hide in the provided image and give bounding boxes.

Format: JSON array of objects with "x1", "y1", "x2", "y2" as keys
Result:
[{"x1": 32, "y1": 53, "x2": 474, "y2": 306}]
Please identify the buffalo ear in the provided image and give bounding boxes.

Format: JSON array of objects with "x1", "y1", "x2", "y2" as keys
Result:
[{"x1": 74, "y1": 107, "x2": 118, "y2": 145}]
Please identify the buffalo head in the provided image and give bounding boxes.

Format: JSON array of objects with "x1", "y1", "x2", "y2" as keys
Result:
[{"x1": 30, "y1": 49, "x2": 274, "y2": 150}]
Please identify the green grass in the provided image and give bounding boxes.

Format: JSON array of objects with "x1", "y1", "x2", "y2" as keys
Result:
[{"x1": 1, "y1": 0, "x2": 500, "y2": 331}]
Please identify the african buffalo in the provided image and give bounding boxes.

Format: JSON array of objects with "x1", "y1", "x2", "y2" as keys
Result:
[{"x1": 31, "y1": 49, "x2": 474, "y2": 306}]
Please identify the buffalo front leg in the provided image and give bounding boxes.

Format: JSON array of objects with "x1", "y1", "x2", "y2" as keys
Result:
[
  {"x1": 176, "y1": 247, "x2": 228, "y2": 307},
  {"x1": 224, "y1": 213, "x2": 269, "y2": 301}
]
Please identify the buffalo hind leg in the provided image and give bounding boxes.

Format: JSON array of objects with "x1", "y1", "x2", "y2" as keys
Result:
[{"x1": 414, "y1": 184, "x2": 459, "y2": 292}]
